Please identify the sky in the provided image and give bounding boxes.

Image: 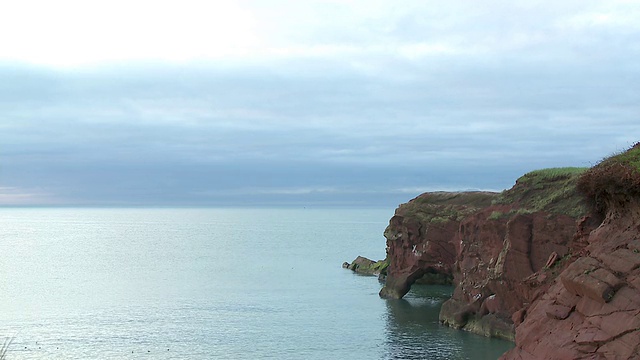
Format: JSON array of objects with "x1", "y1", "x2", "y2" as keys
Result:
[{"x1": 1, "y1": 0, "x2": 639, "y2": 207}]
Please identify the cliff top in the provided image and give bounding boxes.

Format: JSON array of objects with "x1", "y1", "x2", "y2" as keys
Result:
[
  {"x1": 493, "y1": 167, "x2": 589, "y2": 218},
  {"x1": 596, "y1": 142, "x2": 640, "y2": 171},
  {"x1": 396, "y1": 191, "x2": 497, "y2": 224},
  {"x1": 396, "y1": 145, "x2": 640, "y2": 223},
  {"x1": 409, "y1": 191, "x2": 498, "y2": 207},
  {"x1": 578, "y1": 143, "x2": 640, "y2": 211}
]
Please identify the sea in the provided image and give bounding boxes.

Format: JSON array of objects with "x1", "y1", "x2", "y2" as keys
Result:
[{"x1": 0, "y1": 207, "x2": 513, "y2": 359}]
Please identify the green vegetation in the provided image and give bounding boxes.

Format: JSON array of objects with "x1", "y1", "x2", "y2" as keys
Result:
[
  {"x1": 390, "y1": 143, "x2": 640, "y2": 230},
  {"x1": 410, "y1": 191, "x2": 499, "y2": 207},
  {"x1": 542, "y1": 253, "x2": 572, "y2": 278},
  {"x1": 350, "y1": 257, "x2": 390, "y2": 276},
  {"x1": 492, "y1": 167, "x2": 589, "y2": 218},
  {"x1": 524, "y1": 167, "x2": 588, "y2": 179},
  {"x1": 596, "y1": 143, "x2": 640, "y2": 172},
  {"x1": 370, "y1": 258, "x2": 390, "y2": 274},
  {"x1": 400, "y1": 192, "x2": 498, "y2": 225},
  {"x1": 399, "y1": 151, "x2": 640, "y2": 225},
  {"x1": 398, "y1": 167, "x2": 590, "y2": 226},
  {"x1": 488, "y1": 211, "x2": 504, "y2": 220},
  {"x1": 577, "y1": 143, "x2": 640, "y2": 212}
]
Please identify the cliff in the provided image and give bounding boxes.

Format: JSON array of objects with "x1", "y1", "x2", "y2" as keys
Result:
[
  {"x1": 378, "y1": 191, "x2": 498, "y2": 298},
  {"x1": 502, "y1": 143, "x2": 640, "y2": 359},
  {"x1": 379, "y1": 167, "x2": 592, "y2": 340},
  {"x1": 374, "y1": 143, "x2": 640, "y2": 358}
]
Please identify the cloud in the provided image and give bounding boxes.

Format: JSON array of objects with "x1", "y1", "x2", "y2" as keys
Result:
[
  {"x1": 0, "y1": 1, "x2": 639, "y2": 206},
  {"x1": 0, "y1": 1, "x2": 258, "y2": 67},
  {"x1": 1, "y1": 0, "x2": 637, "y2": 68},
  {"x1": 0, "y1": 187, "x2": 55, "y2": 205}
]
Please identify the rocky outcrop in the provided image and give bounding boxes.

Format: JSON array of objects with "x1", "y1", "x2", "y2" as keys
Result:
[
  {"x1": 379, "y1": 167, "x2": 592, "y2": 341},
  {"x1": 343, "y1": 256, "x2": 389, "y2": 278},
  {"x1": 378, "y1": 192, "x2": 497, "y2": 299},
  {"x1": 438, "y1": 208, "x2": 585, "y2": 341},
  {"x1": 361, "y1": 143, "x2": 640, "y2": 358},
  {"x1": 502, "y1": 143, "x2": 640, "y2": 359}
]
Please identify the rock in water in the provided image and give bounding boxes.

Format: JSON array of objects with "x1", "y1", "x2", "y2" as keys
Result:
[
  {"x1": 362, "y1": 143, "x2": 640, "y2": 358},
  {"x1": 343, "y1": 256, "x2": 389, "y2": 277}
]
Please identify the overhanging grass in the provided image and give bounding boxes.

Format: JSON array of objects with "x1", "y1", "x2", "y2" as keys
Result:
[
  {"x1": 596, "y1": 143, "x2": 640, "y2": 173},
  {"x1": 577, "y1": 143, "x2": 640, "y2": 210}
]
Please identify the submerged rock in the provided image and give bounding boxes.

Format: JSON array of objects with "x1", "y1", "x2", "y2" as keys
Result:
[{"x1": 343, "y1": 256, "x2": 389, "y2": 278}]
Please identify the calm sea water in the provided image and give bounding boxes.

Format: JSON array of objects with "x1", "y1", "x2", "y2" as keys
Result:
[{"x1": 0, "y1": 208, "x2": 513, "y2": 359}]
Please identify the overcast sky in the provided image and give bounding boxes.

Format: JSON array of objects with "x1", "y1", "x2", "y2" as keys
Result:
[{"x1": 1, "y1": 0, "x2": 639, "y2": 207}]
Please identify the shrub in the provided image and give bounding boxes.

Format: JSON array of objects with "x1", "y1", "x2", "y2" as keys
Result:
[{"x1": 577, "y1": 142, "x2": 640, "y2": 213}]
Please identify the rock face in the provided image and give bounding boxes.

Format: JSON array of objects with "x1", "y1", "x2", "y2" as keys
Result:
[
  {"x1": 439, "y1": 208, "x2": 585, "y2": 341},
  {"x1": 379, "y1": 192, "x2": 497, "y2": 299},
  {"x1": 379, "y1": 168, "x2": 592, "y2": 341},
  {"x1": 373, "y1": 143, "x2": 640, "y2": 358},
  {"x1": 502, "y1": 143, "x2": 640, "y2": 359}
]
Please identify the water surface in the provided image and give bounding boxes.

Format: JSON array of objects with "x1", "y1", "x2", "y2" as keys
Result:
[{"x1": 0, "y1": 208, "x2": 512, "y2": 359}]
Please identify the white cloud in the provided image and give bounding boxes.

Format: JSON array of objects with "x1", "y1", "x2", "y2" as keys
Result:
[
  {"x1": 560, "y1": 4, "x2": 640, "y2": 31},
  {"x1": 0, "y1": 187, "x2": 55, "y2": 205},
  {"x1": 0, "y1": 0, "x2": 258, "y2": 67},
  {"x1": 1, "y1": 0, "x2": 639, "y2": 206},
  {"x1": 196, "y1": 187, "x2": 341, "y2": 196},
  {"x1": 251, "y1": 187, "x2": 341, "y2": 195},
  {"x1": 5, "y1": 0, "x2": 638, "y2": 68}
]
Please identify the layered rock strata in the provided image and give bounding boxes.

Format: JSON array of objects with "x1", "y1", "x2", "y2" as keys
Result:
[
  {"x1": 379, "y1": 167, "x2": 592, "y2": 341},
  {"x1": 351, "y1": 143, "x2": 640, "y2": 358},
  {"x1": 502, "y1": 143, "x2": 640, "y2": 359},
  {"x1": 379, "y1": 191, "x2": 497, "y2": 299}
]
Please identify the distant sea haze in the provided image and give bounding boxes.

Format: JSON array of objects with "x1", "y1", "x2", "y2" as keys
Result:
[{"x1": 0, "y1": 207, "x2": 512, "y2": 359}]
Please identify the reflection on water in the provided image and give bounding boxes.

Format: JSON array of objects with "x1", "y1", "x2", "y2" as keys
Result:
[{"x1": 384, "y1": 285, "x2": 514, "y2": 360}]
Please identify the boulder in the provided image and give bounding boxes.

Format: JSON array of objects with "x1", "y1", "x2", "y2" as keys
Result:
[{"x1": 343, "y1": 256, "x2": 389, "y2": 277}]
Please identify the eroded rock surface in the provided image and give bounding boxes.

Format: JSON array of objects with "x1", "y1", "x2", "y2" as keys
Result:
[
  {"x1": 368, "y1": 143, "x2": 640, "y2": 358},
  {"x1": 343, "y1": 256, "x2": 389, "y2": 278},
  {"x1": 379, "y1": 192, "x2": 496, "y2": 299},
  {"x1": 380, "y1": 167, "x2": 593, "y2": 342},
  {"x1": 439, "y1": 208, "x2": 582, "y2": 341},
  {"x1": 502, "y1": 144, "x2": 640, "y2": 359}
]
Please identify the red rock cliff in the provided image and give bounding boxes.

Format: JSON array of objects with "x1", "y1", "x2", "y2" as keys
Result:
[
  {"x1": 379, "y1": 191, "x2": 497, "y2": 299},
  {"x1": 379, "y1": 144, "x2": 640, "y2": 358},
  {"x1": 502, "y1": 143, "x2": 640, "y2": 359},
  {"x1": 380, "y1": 166, "x2": 595, "y2": 342}
]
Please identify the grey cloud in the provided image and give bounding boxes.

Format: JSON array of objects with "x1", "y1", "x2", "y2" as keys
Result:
[{"x1": 2, "y1": 1, "x2": 640, "y2": 206}]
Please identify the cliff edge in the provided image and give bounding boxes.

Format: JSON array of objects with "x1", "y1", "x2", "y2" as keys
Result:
[
  {"x1": 375, "y1": 143, "x2": 640, "y2": 358},
  {"x1": 502, "y1": 143, "x2": 640, "y2": 359},
  {"x1": 379, "y1": 167, "x2": 593, "y2": 341}
]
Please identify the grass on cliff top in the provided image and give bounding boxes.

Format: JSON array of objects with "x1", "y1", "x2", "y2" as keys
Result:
[
  {"x1": 597, "y1": 143, "x2": 640, "y2": 172},
  {"x1": 400, "y1": 192, "x2": 498, "y2": 224},
  {"x1": 493, "y1": 167, "x2": 589, "y2": 218},
  {"x1": 410, "y1": 191, "x2": 498, "y2": 207},
  {"x1": 577, "y1": 142, "x2": 640, "y2": 204}
]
